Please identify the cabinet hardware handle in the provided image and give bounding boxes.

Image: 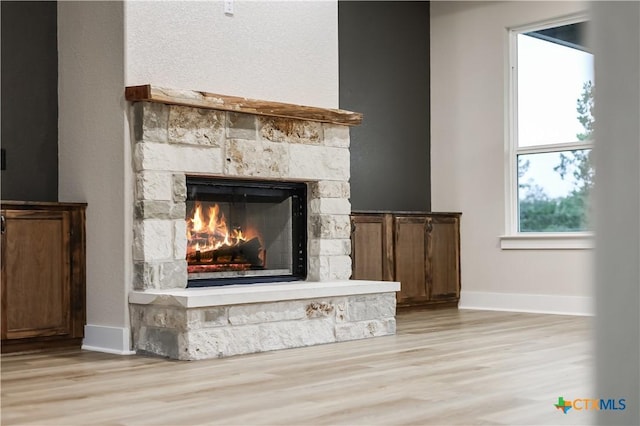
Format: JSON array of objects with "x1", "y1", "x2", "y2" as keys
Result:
[
  {"x1": 1, "y1": 215, "x2": 5, "y2": 234},
  {"x1": 426, "y1": 222, "x2": 433, "y2": 233}
]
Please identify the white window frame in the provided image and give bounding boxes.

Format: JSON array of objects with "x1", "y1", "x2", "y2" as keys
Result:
[{"x1": 501, "y1": 13, "x2": 594, "y2": 250}]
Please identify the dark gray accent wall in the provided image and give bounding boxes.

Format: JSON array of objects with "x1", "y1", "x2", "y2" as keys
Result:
[
  {"x1": 339, "y1": 1, "x2": 430, "y2": 211},
  {"x1": 1, "y1": 1, "x2": 58, "y2": 201}
]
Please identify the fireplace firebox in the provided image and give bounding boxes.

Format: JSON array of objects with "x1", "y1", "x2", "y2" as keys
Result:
[{"x1": 185, "y1": 177, "x2": 307, "y2": 287}]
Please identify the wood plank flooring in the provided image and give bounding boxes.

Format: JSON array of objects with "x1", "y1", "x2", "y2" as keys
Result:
[{"x1": 1, "y1": 309, "x2": 595, "y2": 425}]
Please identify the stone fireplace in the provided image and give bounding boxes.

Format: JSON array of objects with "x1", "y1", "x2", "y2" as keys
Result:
[{"x1": 126, "y1": 85, "x2": 399, "y2": 360}]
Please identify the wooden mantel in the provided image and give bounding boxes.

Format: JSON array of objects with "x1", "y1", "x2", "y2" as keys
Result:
[{"x1": 125, "y1": 84, "x2": 363, "y2": 126}]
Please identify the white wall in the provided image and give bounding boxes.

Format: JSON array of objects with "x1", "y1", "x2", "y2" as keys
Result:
[
  {"x1": 125, "y1": 0, "x2": 339, "y2": 108},
  {"x1": 430, "y1": 1, "x2": 594, "y2": 314},
  {"x1": 592, "y1": 3, "x2": 640, "y2": 424},
  {"x1": 58, "y1": 1, "x2": 340, "y2": 354},
  {"x1": 58, "y1": 1, "x2": 133, "y2": 353}
]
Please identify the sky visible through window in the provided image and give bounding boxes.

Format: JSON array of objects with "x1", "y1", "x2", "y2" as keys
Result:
[{"x1": 517, "y1": 33, "x2": 594, "y2": 199}]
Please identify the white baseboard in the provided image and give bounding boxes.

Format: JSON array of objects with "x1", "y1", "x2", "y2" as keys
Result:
[
  {"x1": 459, "y1": 291, "x2": 594, "y2": 316},
  {"x1": 82, "y1": 324, "x2": 136, "y2": 355}
]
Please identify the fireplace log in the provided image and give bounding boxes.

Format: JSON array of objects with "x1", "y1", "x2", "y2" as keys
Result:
[
  {"x1": 187, "y1": 237, "x2": 263, "y2": 266},
  {"x1": 213, "y1": 237, "x2": 262, "y2": 265}
]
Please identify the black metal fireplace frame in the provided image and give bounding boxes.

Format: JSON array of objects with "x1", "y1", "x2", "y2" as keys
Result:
[{"x1": 185, "y1": 176, "x2": 307, "y2": 287}]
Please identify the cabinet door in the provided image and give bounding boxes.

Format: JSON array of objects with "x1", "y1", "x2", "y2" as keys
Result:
[
  {"x1": 427, "y1": 215, "x2": 461, "y2": 300},
  {"x1": 394, "y1": 216, "x2": 429, "y2": 304},
  {"x1": 351, "y1": 214, "x2": 393, "y2": 281},
  {"x1": 1, "y1": 209, "x2": 72, "y2": 340}
]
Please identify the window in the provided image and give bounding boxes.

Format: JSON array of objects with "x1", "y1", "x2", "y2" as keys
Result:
[{"x1": 504, "y1": 17, "x2": 594, "y2": 248}]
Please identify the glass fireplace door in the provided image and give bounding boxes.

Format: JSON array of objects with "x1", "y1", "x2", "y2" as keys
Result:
[{"x1": 185, "y1": 177, "x2": 306, "y2": 286}]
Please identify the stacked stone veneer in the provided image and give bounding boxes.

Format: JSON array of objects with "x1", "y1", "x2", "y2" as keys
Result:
[
  {"x1": 128, "y1": 94, "x2": 398, "y2": 360},
  {"x1": 131, "y1": 101, "x2": 352, "y2": 290},
  {"x1": 130, "y1": 292, "x2": 396, "y2": 360}
]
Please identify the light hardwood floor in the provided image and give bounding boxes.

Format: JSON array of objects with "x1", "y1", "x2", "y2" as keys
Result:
[{"x1": 1, "y1": 309, "x2": 595, "y2": 425}]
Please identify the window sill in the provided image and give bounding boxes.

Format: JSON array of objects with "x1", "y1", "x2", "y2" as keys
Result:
[{"x1": 499, "y1": 233, "x2": 594, "y2": 250}]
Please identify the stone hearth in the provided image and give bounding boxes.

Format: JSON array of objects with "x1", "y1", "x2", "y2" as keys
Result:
[
  {"x1": 129, "y1": 281, "x2": 397, "y2": 360},
  {"x1": 126, "y1": 85, "x2": 399, "y2": 360}
]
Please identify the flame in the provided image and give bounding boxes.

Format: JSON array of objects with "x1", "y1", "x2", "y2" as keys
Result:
[
  {"x1": 192, "y1": 204, "x2": 205, "y2": 232},
  {"x1": 186, "y1": 202, "x2": 261, "y2": 261}
]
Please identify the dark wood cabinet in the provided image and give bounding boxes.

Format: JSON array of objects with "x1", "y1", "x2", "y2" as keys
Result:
[
  {"x1": 1, "y1": 201, "x2": 86, "y2": 353},
  {"x1": 393, "y1": 215, "x2": 430, "y2": 304},
  {"x1": 351, "y1": 211, "x2": 461, "y2": 308},
  {"x1": 427, "y1": 215, "x2": 461, "y2": 302},
  {"x1": 350, "y1": 214, "x2": 394, "y2": 282}
]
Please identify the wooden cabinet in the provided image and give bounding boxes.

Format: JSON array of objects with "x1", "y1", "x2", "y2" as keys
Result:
[
  {"x1": 351, "y1": 211, "x2": 461, "y2": 308},
  {"x1": 350, "y1": 214, "x2": 394, "y2": 282},
  {"x1": 1, "y1": 201, "x2": 86, "y2": 353},
  {"x1": 394, "y1": 215, "x2": 430, "y2": 304}
]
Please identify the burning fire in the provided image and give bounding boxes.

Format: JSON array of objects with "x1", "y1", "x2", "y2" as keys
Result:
[
  {"x1": 188, "y1": 203, "x2": 242, "y2": 249},
  {"x1": 186, "y1": 202, "x2": 263, "y2": 269}
]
